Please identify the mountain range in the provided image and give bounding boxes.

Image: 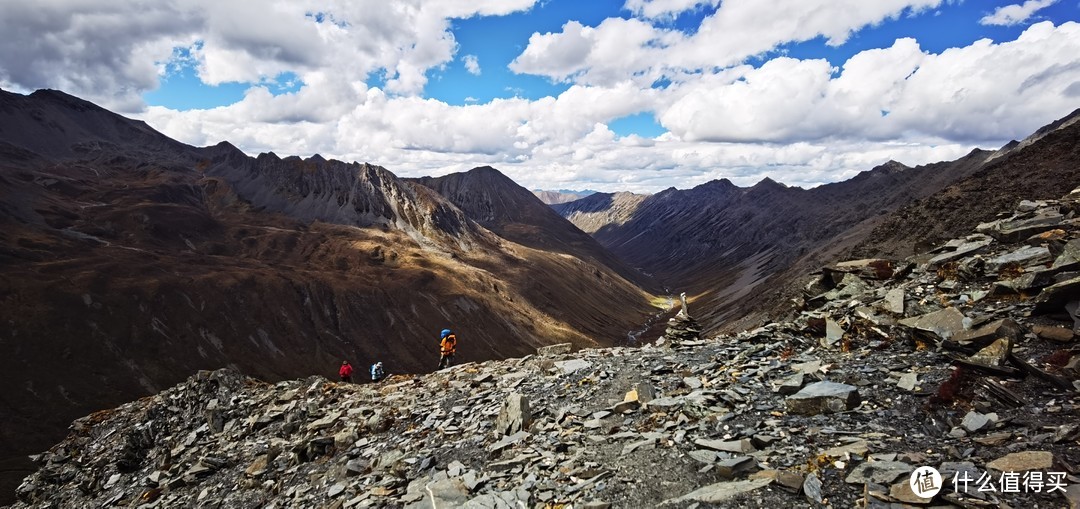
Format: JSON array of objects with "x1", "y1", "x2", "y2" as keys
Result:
[
  {"x1": 0, "y1": 89, "x2": 656, "y2": 500},
  {"x1": 553, "y1": 109, "x2": 1080, "y2": 331},
  {"x1": 2, "y1": 87, "x2": 1080, "y2": 504}
]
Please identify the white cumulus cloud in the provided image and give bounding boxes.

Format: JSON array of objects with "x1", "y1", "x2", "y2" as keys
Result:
[
  {"x1": 136, "y1": 21, "x2": 1080, "y2": 193},
  {"x1": 0, "y1": 0, "x2": 538, "y2": 111},
  {"x1": 623, "y1": 0, "x2": 720, "y2": 20},
  {"x1": 2, "y1": 0, "x2": 1078, "y2": 194},
  {"x1": 511, "y1": 0, "x2": 944, "y2": 86},
  {"x1": 463, "y1": 54, "x2": 481, "y2": 75},
  {"x1": 980, "y1": 0, "x2": 1057, "y2": 26}
]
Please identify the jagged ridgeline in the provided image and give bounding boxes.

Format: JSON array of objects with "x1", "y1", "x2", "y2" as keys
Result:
[
  {"x1": 12, "y1": 189, "x2": 1080, "y2": 508},
  {"x1": 553, "y1": 108, "x2": 1080, "y2": 334},
  {"x1": 0, "y1": 89, "x2": 657, "y2": 502}
]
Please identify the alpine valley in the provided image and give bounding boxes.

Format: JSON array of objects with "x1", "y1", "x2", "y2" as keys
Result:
[{"x1": 2, "y1": 88, "x2": 1080, "y2": 508}]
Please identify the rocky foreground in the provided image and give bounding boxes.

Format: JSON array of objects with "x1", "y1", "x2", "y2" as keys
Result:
[{"x1": 12, "y1": 191, "x2": 1080, "y2": 508}]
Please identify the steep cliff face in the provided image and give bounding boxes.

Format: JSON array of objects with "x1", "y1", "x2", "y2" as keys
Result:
[
  {"x1": 551, "y1": 191, "x2": 649, "y2": 235},
  {"x1": 204, "y1": 147, "x2": 480, "y2": 249},
  {"x1": 532, "y1": 189, "x2": 592, "y2": 204},
  {"x1": 412, "y1": 167, "x2": 657, "y2": 291},
  {"x1": 0, "y1": 89, "x2": 656, "y2": 501}
]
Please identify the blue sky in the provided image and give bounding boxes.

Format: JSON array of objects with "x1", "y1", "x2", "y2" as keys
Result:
[
  {"x1": 3, "y1": 0, "x2": 1078, "y2": 192},
  {"x1": 140, "y1": 0, "x2": 1078, "y2": 140}
]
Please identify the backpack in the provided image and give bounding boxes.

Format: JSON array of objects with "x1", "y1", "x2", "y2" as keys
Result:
[{"x1": 441, "y1": 334, "x2": 457, "y2": 353}]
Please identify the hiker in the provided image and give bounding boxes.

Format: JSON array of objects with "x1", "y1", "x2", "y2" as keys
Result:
[
  {"x1": 438, "y1": 328, "x2": 457, "y2": 369},
  {"x1": 370, "y1": 361, "x2": 384, "y2": 382},
  {"x1": 339, "y1": 360, "x2": 353, "y2": 383}
]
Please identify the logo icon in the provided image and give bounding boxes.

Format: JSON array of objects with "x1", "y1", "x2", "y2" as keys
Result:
[{"x1": 910, "y1": 466, "x2": 943, "y2": 499}]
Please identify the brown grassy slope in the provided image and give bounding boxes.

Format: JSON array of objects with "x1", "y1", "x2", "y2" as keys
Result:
[
  {"x1": 412, "y1": 166, "x2": 659, "y2": 292},
  {"x1": 851, "y1": 117, "x2": 1080, "y2": 259},
  {"x1": 718, "y1": 113, "x2": 1080, "y2": 333}
]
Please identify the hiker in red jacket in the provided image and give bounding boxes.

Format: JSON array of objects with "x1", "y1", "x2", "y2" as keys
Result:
[{"x1": 339, "y1": 361, "x2": 353, "y2": 383}]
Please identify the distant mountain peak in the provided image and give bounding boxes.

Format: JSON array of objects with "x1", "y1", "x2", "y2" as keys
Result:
[
  {"x1": 698, "y1": 178, "x2": 738, "y2": 190},
  {"x1": 750, "y1": 176, "x2": 787, "y2": 190}
]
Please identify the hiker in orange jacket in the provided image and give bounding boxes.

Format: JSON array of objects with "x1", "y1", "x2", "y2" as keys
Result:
[
  {"x1": 438, "y1": 329, "x2": 457, "y2": 369},
  {"x1": 339, "y1": 361, "x2": 353, "y2": 383}
]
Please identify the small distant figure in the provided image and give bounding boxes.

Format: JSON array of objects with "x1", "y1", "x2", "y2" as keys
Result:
[
  {"x1": 339, "y1": 360, "x2": 353, "y2": 383},
  {"x1": 370, "y1": 361, "x2": 385, "y2": 382},
  {"x1": 438, "y1": 328, "x2": 457, "y2": 369}
]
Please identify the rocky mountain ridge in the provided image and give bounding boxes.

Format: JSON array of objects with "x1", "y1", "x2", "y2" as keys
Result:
[
  {"x1": 554, "y1": 109, "x2": 1080, "y2": 335},
  {"x1": 722, "y1": 107, "x2": 1080, "y2": 334},
  {"x1": 532, "y1": 190, "x2": 595, "y2": 205},
  {"x1": 13, "y1": 186, "x2": 1080, "y2": 508},
  {"x1": 0, "y1": 89, "x2": 657, "y2": 502}
]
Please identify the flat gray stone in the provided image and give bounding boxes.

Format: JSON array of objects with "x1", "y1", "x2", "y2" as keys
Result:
[
  {"x1": 421, "y1": 479, "x2": 470, "y2": 507},
  {"x1": 785, "y1": 381, "x2": 861, "y2": 415},
  {"x1": 660, "y1": 478, "x2": 771, "y2": 505},
  {"x1": 792, "y1": 360, "x2": 822, "y2": 374},
  {"x1": 804, "y1": 473, "x2": 823, "y2": 503},
  {"x1": 987, "y1": 451, "x2": 1054, "y2": 472},
  {"x1": 611, "y1": 400, "x2": 640, "y2": 414},
  {"x1": 961, "y1": 411, "x2": 990, "y2": 433},
  {"x1": 622, "y1": 438, "x2": 657, "y2": 455},
  {"x1": 953, "y1": 319, "x2": 1022, "y2": 348},
  {"x1": 987, "y1": 245, "x2": 1052, "y2": 271},
  {"x1": 1035, "y1": 276, "x2": 1080, "y2": 312},
  {"x1": 694, "y1": 438, "x2": 756, "y2": 454},
  {"x1": 488, "y1": 431, "x2": 528, "y2": 453},
  {"x1": 1053, "y1": 238, "x2": 1080, "y2": 270},
  {"x1": 824, "y1": 318, "x2": 844, "y2": 345},
  {"x1": 844, "y1": 461, "x2": 913, "y2": 484},
  {"x1": 1065, "y1": 483, "x2": 1080, "y2": 509},
  {"x1": 827, "y1": 273, "x2": 870, "y2": 300},
  {"x1": 536, "y1": 343, "x2": 573, "y2": 356},
  {"x1": 646, "y1": 397, "x2": 682, "y2": 411},
  {"x1": 967, "y1": 337, "x2": 1012, "y2": 368},
  {"x1": 494, "y1": 393, "x2": 532, "y2": 436},
  {"x1": 823, "y1": 440, "x2": 869, "y2": 458},
  {"x1": 716, "y1": 456, "x2": 756, "y2": 479},
  {"x1": 899, "y1": 307, "x2": 967, "y2": 341},
  {"x1": 776, "y1": 373, "x2": 805, "y2": 395},
  {"x1": 689, "y1": 450, "x2": 718, "y2": 464},
  {"x1": 890, "y1": 480, "x2": 933, "y2": 504},
  {"x1": 938, "y1": 461, "x2": 980, "y2": 484},
  {"x1": 929, "y1": 238, "x2": 992, "y2": 267},
  {"x1": 897, "y1": 372, "x2": 918, "y2": 392},
  {"x1": 553, "y1": 359, "x2": 592, "y2": 374},
  {"x1": 884, "y1": 288, "x2": 905, "y2": 315}
]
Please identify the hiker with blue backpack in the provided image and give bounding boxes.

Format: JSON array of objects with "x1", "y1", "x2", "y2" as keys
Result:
[
  {"x1": 438, "y1": 328, "x2": 457, "y2": 369},
  {"x1": 370, "y1": 361, "x2": 385, "y2": 382}
]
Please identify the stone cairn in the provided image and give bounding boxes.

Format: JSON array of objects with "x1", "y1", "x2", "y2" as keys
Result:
[{"x1": 662, "y1": 292, "x2": 702, "y2": 345}]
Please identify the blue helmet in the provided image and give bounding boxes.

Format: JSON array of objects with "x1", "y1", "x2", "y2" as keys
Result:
[{"x1": 441, "y1": 329, "x2": 452, "y2": 337}]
